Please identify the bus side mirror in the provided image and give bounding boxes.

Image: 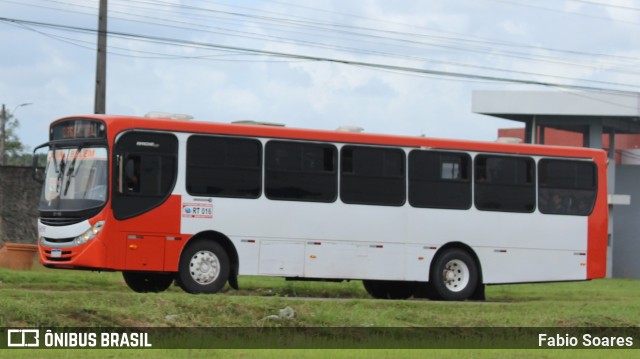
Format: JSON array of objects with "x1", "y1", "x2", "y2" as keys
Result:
[{"x1": 32, "y1": 142, "x2": 49, "y2": 184}]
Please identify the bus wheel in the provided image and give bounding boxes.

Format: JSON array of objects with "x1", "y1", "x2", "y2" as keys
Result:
[
  {"x1": 122, "y1": 271, "x2": 174, "y2": 293},
  {"x1": 362, "y1": 280, "x2": 415, "y2": 300},
  {"x1": 430, "y1": 248, "x2": 478, "y2": 301},
  {"x1": 178, "y1": 240, "x2": 230, "y2": 294}
]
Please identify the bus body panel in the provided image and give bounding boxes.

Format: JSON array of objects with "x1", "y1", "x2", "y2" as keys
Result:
[
  {"x1": 114, "y1": 195, "x2": 183, "y2": 271},
  {"x1": 179, "y1": 193, "x2": 590, "y2": 283},
  {"x1": 38, "y1": 219, "x2": 91, "y2": 241},
  {"x1": 587, "y1": 157, "x2": 609, "y2": 279},
  {"x1": 38, "y1": 219, "x2": 109, "y2": 269}
]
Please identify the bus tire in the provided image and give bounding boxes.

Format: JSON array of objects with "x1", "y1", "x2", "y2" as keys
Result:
[
  {"x1": 122, "y1": 271, "x2": 174, "y2": 293},
  {"x1": 362, "y1": 280, "x2": 415, "y2": 300},
  {"x1": 178, "y1": 240, "x2": 230, "y2": 294},
  {"x1": 430, "y1": 248, "x2": 479, "y2": 301}
]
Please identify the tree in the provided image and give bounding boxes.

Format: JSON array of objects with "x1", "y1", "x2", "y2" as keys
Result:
[{"x1": 0, "y1": 106, "x2": 29, "y2": 166}]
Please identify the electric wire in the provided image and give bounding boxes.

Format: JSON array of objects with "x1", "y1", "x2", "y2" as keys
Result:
[
  {"x1": 3, "y1": 0, "x2": 640, "y2": 96},
  {"x1": 7, "y1": 0, "x2": 640, "y2": 85},
  {"x1": 18, "y1": 0, "x2": 640, "y2": 69},
  {"x1": 1, "y1": 16, "x2": 639, "y2": 96}
]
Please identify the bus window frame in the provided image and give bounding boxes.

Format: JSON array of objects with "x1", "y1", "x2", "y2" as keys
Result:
[
  {"x1": 112, "y1": 131, "x2": 179, "y2": 220},
  {"x1": 185, "y1": 134, "x2": 263, "y2": 199},
  {"x1": 474, "y1": 154, "x2": 536, "y2": 213},
  {"x1": 538, "y1": 158, "x2": 598, "y2": 216},
  {"x1": 265, "y1": 139, "x2": 338, "y2": 203},
  {"x1": 340, "y1": 144, "x2": 407, "y2": 207},
  {"x1": 408, "y1": 149, "x2": 472, "y2": 210}
]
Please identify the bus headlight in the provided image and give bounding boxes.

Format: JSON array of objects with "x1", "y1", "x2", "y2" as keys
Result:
[{"x1": 74, "y1": 221, "x2": 105, "y2": 245}]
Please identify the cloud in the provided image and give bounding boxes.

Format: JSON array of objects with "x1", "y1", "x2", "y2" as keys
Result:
[
  {"x1": 210, "y1": 88, "x2": 264, "y2": 119},
  {"x1": 2, "y1": 0, "x2": 638, "y2": 151},
  {"x1": 499, "y1": 20, "x2": 527, "y2": 36},
  {"x1": 604, "y1": 0, "x2": 640, "y2": 25}
]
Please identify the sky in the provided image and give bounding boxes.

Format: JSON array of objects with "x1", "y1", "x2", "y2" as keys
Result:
[{"x1": 1, "y1": 0, "x2": 640, "y2": 151}]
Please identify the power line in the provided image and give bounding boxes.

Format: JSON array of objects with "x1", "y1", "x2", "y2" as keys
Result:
[
  {"x1": 11, "y1": 0, "x2": 640, "y2": 86},
  {"x1": 10, "y1": 19, "x2": 311, "y2": 62},
  {"x1": 485, "y1": 0, "x2": 640, "y2": 26},
  {"x1": 568, "y1": 0, "x2": 640, "y2": 12},
  {"x1": 1, "y1": 16, "x2": 639, "y2": 96},
  {"x1": 123, "y1": 0, "x2": 640, "y2": 64},
  {"x1": 10, "y1": 0, "x2": 640, "y2": 73},
  {"x1": 46, "y1": 0, "x2": 640, "y2": 68},
  {"x1": 97, "y1": 10, "x2": 640, "y2": 86}
]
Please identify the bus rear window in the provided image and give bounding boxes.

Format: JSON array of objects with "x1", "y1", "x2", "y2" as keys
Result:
[{"x1": 538, "y1": 159, "x2": 597, "y2": 216}]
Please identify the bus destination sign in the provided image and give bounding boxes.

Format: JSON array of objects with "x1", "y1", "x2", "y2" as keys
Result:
[{"x1": 51, "y1": 119, "x2": 106, "y2": 141}]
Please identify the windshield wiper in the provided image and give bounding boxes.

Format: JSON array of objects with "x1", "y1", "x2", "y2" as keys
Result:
[
  {"x1": 50, "y1": 143, "x2": 59, "y2": 174},
  {"x1": 55, "y1": 147, "x2": 65, "y2": 194},
  {"x1": 63, "y1": 143, "x2": 85, "y2": 196}
]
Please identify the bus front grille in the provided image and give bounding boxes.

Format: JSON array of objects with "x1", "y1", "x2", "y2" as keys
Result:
[
  {"x1": 43, "y1": 237, "x2": 75, "y2": 244},
  {"x1": 40, "y1": 216, "x2": 83, "y2": 226},
  {"x1": 44, "y1": 249, "x2": 73, "y2": 261}
]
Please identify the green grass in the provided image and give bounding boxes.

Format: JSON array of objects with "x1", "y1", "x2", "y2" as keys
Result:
[
  {"x1": 1, "y1": 266, "x2": 638, "y2": 328},
  {"x1": 0, "y1": 265, "x2": 638, "y2": 357}
]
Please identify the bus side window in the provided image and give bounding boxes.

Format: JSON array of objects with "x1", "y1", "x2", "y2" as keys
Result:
[
  {"x1": 265, "y1": 140, "x2": 337, "y2": 202},
  {"x1": 474, "y1": 155, "x2": 535, "y2": 213},
  {"x1": 538, "y1": 159, "x2": 596, "y2": 216},
  {"x1": 186, "y1": 135, "x2": 262, "y2": 198},
  {"x1": 112, "y1": 131, "x2": 178, "y2": 220},
  {"x1": 408, "y1": 150, "x2": 471, "y2": 209},
  {"x1": 340, "y1": 145, "x2": 406, "y2": 206}
]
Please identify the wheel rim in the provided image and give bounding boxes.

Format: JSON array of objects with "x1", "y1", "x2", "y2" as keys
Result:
[
  {"x1": 441, "y1": 259, "x2": 470, "y2": 292},
  {"x1": 189, "y1": 250, "x2": 220, "y2": 285}
]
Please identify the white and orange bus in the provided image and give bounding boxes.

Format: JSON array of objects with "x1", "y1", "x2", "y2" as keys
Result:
[{"x1": 33, "y1": 114, "x2": 608, "y2": 301}]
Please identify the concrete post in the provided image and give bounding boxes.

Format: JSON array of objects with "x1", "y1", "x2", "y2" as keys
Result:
[{"x1": 0, "y1": 104, "x2": 6, "y2": 166}]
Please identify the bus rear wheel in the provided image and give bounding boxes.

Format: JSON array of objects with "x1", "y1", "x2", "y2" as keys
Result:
[
  {"x1": 122, "y1": 271, "x2": 174, "y2": 293},
  {"x1": 430, "y1": 248, "x2": 479, "y2": 301},
  {"x1": 177, "y1": 240, "x2": 230, "y2": 294},
  {"x1": 362, "y1": 280, "x2": 416, "y2": 299}
]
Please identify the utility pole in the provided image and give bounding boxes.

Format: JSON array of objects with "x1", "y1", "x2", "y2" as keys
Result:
[
  {"x1": 94, "y1": 0, "x2": 107, "y2": 114},
  {"x1": 0, "y1": 104, "x2": 6, "y2": 166}
]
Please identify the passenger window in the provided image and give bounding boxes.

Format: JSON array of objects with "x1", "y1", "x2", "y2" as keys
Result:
[
  {"x1": 340, "y1": 145, "x2": 405, "y2": 206},
  {"x1": 409, "y1": 151, "x2": 471, "y2": 209},
  {"x1": 475, "y1": 155, "x2": 535, "y2": 213},
  {"x1": 186, "y1": 136, "x2": 261, "y2": 198},
  {"x1": 539, "y1": 159, "x2": 596, "y2": 215},
  {"x1": 265, "y1": 141, "x2": 337, "y2": 202}
]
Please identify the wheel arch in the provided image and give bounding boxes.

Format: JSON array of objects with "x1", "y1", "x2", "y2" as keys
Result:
[{"x1": 182, "y1": 230, "x2": 239, "y2": 289}]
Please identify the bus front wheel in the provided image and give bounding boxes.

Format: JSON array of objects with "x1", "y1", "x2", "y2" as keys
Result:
[
  {"x1": 430, "y1": 248, "x2": 479, "y2": 301},
  {"x1": 122, "y1": 271, "x2": 174, "y2": 293},
  {"x1": 177, "y1": 240, "x2": 230, "y2": 294}
]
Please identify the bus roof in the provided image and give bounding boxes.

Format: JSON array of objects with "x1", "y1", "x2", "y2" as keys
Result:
[{"x1": 55, "y1": 114, "x2": 607, "y2": 160}]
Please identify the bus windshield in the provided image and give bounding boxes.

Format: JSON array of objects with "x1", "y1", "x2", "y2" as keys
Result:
[{"x1": 40, "y1": 146, "x2": 108, "y2": 212}]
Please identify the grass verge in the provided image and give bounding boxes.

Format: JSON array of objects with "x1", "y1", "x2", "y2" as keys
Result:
[{"x1": 0, "y1": 265, "x2": 638, "y2": 357}]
